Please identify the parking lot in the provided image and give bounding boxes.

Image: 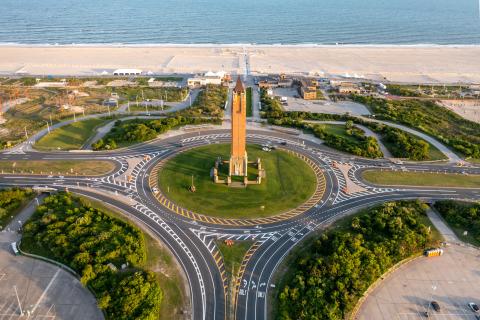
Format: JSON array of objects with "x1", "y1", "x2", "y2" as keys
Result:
[
  {"x1": 356, "y1": 212, "x2": 480, "y2": 320},
  {"x1": 0, "y1": 232, "x2": 103, "y2": 320},
  {"x1": 272, "y1": 87, "x2": 371, "y2": 116}
]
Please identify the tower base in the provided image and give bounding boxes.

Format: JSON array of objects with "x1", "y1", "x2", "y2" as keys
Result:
[{"x1": 228, "y1": 154, "x2": 248, "y2": 177}]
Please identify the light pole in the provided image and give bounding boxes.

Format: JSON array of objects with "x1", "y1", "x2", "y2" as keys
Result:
[
  {"x1": 13, "y1": 285, "x2": 24, "y2": 316},
  {"x1": 45, "y1": 121, "x2": 50, "y2": 133}
]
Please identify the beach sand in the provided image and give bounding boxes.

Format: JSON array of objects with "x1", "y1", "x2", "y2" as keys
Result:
[{"x1": 1, "y1": 45, "x2": 480, "y2": 83}]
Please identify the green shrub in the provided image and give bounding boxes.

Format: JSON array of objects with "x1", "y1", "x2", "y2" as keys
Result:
[
  {"x1": 22, "y1": 193, "x2": 162, "y2": 319},
  {"x1": 277, "y1": 200, "x2": 436, "y2": 320}
]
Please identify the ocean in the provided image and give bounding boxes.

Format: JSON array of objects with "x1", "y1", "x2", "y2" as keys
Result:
[{"x1": 1, "y1": 0, "x2": 480, "y2": 45}]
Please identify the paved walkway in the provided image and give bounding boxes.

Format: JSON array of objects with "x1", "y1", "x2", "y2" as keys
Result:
[
  {"x1": 356, "y1": 209, "x2": 480, "y2": 320},
  {"x1": 4, "y1": 195, "x2": 45, "y2": 233},
  {"x1": 426, "y1": 209, "x2": 460, "y2": 243},
  {"x1": 359, "y1": 116, "x2": 462, "y2": 163}
]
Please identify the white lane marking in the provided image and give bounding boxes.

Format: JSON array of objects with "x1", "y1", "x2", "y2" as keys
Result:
[{"x1": 31, "y1": 269, "x2": 60, "y2": 315}]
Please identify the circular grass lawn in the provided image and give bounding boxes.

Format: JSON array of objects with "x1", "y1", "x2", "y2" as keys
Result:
[{"x1": 157, "y1": 144, "x2": 317, "y2": 219}]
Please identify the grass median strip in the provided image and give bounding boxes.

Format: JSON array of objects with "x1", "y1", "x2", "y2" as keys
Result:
[
  {"x1": 35, "y1": 118, "x2": 108, "y2": 151},
  {"x1": 0, "y1": 160, "x2": 115, "y2": 176},
  {"x1": 362, "y1": 170, "x2": 480, "y2": 188},
  {"x1": 246, "y1": 87, "x2": 253, "y2": 117}
]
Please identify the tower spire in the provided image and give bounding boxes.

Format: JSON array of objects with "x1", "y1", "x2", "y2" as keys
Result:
[{"x1": 234, "y1": 76, "x2": 245, "y2": 93}]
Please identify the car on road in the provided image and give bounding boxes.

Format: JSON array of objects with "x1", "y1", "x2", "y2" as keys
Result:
[
  {"x1": 431, "y1": 301, "x2": 440, "y2": 312},
  {"x1": 469, "y1": 302, "x2": 479, "y2": 313},
  {"x1": 152, "y1": 187, "x2": 159, "y2": 195}
]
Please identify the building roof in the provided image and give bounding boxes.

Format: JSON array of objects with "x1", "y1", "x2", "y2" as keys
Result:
[
  {"x1": 234, "y1": 76, "x2": 245, "y2": 93},
  {"x1": 112, "y1": 68, "x2": 142, "y2": 74}
]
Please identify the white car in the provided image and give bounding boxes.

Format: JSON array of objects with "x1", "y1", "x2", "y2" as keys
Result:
[
  {"x1": 262, "y1": 147, "x2": 271, "y2": 152},
  {"x1": 469, "y1": 302, "x2": 479, "y2": 313}
]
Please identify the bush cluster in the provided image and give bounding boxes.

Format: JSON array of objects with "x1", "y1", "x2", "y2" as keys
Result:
[
  {"x1": 277, "y1": 200, "x2": 435, "y2": 320},
  {"x1": 0, "y1": 187, "x2": 33, "y2": 226},
  {"x1": 434, "y1": 200, "x2": 480, "y2": 245},
  {"x1": 177, "y1": 84, "x2": 227, "y2": 117},
  {"x1": 92, "y1": 116, "x2": 220, "y2": 150},
  {"x1": 353, "y1": 96, "x2": 480, "y2": 159},
  {"x1": 22, "y1": 193, "x2": 162, "y2": 320}
]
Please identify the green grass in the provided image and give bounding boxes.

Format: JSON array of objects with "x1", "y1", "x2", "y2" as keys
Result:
[
  {"x1": 447, "y1": 223, "x2": 480, "y2": 246},
  {"x1": 35, "y1": 118, "x2": 108, "y2": 150},
  {"x1": 318, "y1": 124, "x2": 361, "y2": 143},
  {"x1": 80, "y1": 198, "x2": 187, "y2": 320},
  {"x1": 316, "y1": 90, "x2": 325, "y2": 100},
  {"x1": 381, "y1": 138, "x2": 447, "y2": 161},
  {"x1": 466, "y1": 158, "x2": 480, "y2": 164},
  {"x1": 246, "y1": 87, "x2": 253, "y2": 117},
  {"x1": 362, "y1": 170, "x2": 480, "y2": 188},
  {"x1": 0, "y1": 160, "x2": 115, "y2": 176},
  {"x1": 0, "y1": 190, "x2": 35, "y2": 230},
  {"x1": 158, "y1": 144, "x2": 318, "y2": 219},
  {"x1": 217, "y1": 240, "x2": 253, "y2": 279},
  {"x1": 426, "y1": 142, "x2": 448, "y2": 161}
]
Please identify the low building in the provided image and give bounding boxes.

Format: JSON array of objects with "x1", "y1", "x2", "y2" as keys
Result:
[
  {"x1": 300, "y1": 79, "x2": 317, "y2": 100},
  {"x1": 338, "y1": 82, "x2": 361, "y2": 94},
  {"x1": 187, "y1": 71, "x2": 228, "y2": 87},
  {"x1": 113, "y1": 69, "x2": 142, "y2": 76}
]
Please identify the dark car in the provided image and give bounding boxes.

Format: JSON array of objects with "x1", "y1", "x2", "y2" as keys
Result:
[
  {"x1": 431, "y1": 301, "x2": 440, "y2": 312},
  {"x1": 469, "y1": 302, "x2": 479, "y2": 313}
]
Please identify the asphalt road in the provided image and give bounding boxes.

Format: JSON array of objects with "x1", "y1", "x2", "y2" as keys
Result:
[{"x1": 1, "y1": 127, "x2": 479, "y2": 319}]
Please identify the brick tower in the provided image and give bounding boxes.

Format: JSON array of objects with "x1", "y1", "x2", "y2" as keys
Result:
[{"x1": 229, "y1": 77, "x2": 248, "y2": 176}]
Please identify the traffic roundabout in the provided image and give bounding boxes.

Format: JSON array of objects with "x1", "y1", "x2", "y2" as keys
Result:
[{"x1": 148, "y1": 141, "x2": 327, "y2": 226}]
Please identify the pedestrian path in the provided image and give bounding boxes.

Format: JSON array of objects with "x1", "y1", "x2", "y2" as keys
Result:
[{"x1": 426, "y1": 208, "x2": 460, "y2": 243}]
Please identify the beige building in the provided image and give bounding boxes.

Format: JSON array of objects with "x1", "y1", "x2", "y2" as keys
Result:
[
  {"x1": 187, "y1": 71, "x2": 227, "y2": 87},
  {"x1": 337, "y1": 82, "x2": 361, "y2": 94},
  {"x1": 300, "y1": 79, "x2": 317, "y2": 100}
]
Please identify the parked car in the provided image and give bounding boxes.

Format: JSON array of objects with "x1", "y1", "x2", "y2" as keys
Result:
[
  {"x1": 431, "y1": 301, "x2": 440, "y2": 312},
  {"x1": 469, "y1": 302, "x2": 479, "y2": 313}
]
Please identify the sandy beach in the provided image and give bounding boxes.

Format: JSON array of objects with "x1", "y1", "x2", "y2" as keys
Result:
[{"x1": 1, "y1": 45, "x2": 480, "y2": 83}]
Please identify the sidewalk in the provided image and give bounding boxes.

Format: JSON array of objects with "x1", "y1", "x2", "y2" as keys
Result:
[
  {"x1": 426, "y1": 208, "x2": 460, "y2": 243},
  {"x1": 5, "y1": 194, "x2": 46, "y2": 234}
]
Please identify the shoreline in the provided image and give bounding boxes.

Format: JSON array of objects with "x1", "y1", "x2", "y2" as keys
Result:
[
  {"x1": 1, "y1": 45, "x2": 480, "y2": 83},
  {"x1": 1, "y1": 43, "x2": 480, "y2": 48}
]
